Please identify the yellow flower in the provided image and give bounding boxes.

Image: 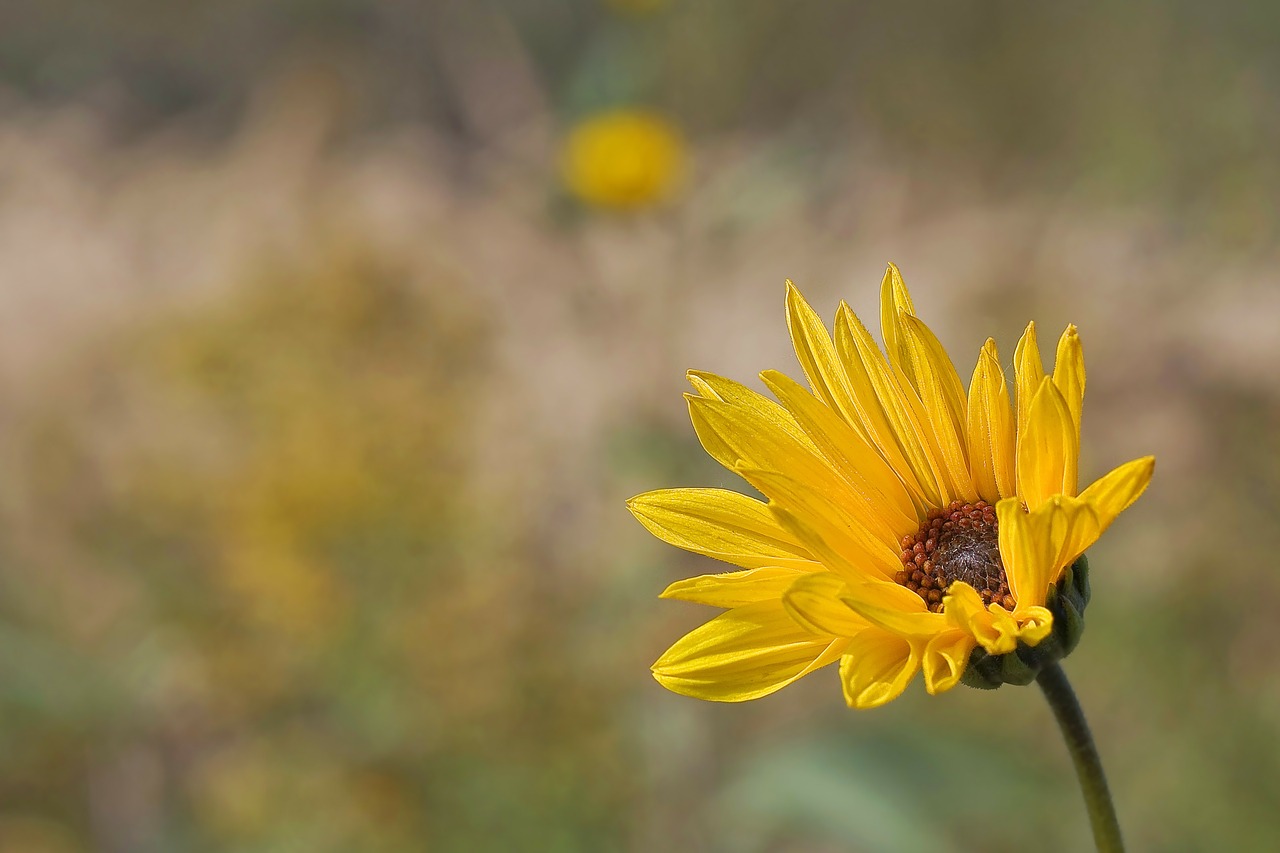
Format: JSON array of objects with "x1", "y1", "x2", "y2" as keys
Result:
[
  {"x1": 630, "y1": 265, "x2": 1154, "y2": 708},
  {"x1": 561, "y1": 109, "x2": 685, "y2": 211}
]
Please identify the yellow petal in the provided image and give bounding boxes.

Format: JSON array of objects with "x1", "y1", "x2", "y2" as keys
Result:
[
  {"x1": 878, "y1": 263, "x2": 916, "y2": 369},
  {"x1": 627, "y1": 488, "x2": 817, "y2": 571},
  {"x1": 997, "y1": 498, "x2": 1051, "y2": 610},
  {"x1": 652, "y1": 602, "x2": 847, "y2": 702},
  {"x1": 660, "y1": 567, "x2": 810, "y2": 608},
  {"x1": 748, "y1": 472, "x2": 903, "y2": 580},
  {"x1": 1048, "y1": 500, "x2": 1102, "y2": 585},
  {"x1": 784, "y1": 281, "x2": 865, "y2": 431},
  {"x1": 782, "y1": 572, "x2": 868, "y2": 636},
  {"x1": 687, "y1": 371, "x2": 816, "y2": 455},
  {"x1": 835, "y1": 305, "x2": 949, "y2": 506},
  {"x1": 897, "y1": 313, "x2": 975, "y2": 501},
  {"x1": 829, "y1": 303, "x2": 930, "y2": 504},
  {"x1": 922, "y1": 629, "x2": 976, "y2": 695},
  {"x1": 687, "y1": 396, "x2": 876, "y2": 534},
  {"x1": 1078, "y1": 455, "x2": 1155, "y2": 533},
  {"x1": 966, "y1": 339, "x2": 1016, "y2": 502},
  {"x1": 1016, "y1": 378, "x2": 1079, "y2": 509},
  {"x1": 1052, "y1": 325, "x2": 1085, "y2": 431},
  {"x1": 998, "y1": 496, "x2": 1099, "y2": 610},
  {"x1": 836, "y1": 578, "x2": 949, "y2": 638},
  {"x1": 897, "y1": 313, "x2": 969, "y2": 442},
  {"x1": 761, "y1": 369, "x2": 919, "y2": 535},
  {"x1": 770, "y1": 508, "x2": 948, "y2": 632},
  {"x1": 943, "y1": 582, "x2": 1054, "y2": 653},
  {"x1": 942, "y1": 582, "x2": 1019, "y2": 654},
  {"x1": 839, "y1": 628, "x2": 920, "y2": 708},
  {"x1": 684, "y1": 390, "x2": 824, "y2": 481},
  {"x1": 1012, "y1": 605, "x2": 1055, "y2": 647},
  {"x1": 1014, "y1": 320, "x2": 1046, "y2": 451}
]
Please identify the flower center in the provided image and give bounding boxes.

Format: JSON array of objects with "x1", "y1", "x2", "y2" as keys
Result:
[{"x1": 895, "y1": 500, "x2": 1014, "y2": 613}]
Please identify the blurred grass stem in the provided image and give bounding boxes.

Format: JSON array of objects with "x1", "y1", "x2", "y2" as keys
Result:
[{"x1": 1037, "y1": 663, "x2": 1124, "y2": 852}]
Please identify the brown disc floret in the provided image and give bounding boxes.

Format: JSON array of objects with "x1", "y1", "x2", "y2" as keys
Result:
[{"x1": 895, "y1": 500, "x2": 1016, "y2": 613}]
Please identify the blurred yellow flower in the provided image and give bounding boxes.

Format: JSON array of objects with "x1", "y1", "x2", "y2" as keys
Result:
[
  {"x1": 630, "y1": 264, "x2": 1154, "y2": 708},
  {"x1": 561, "y1": 109, "x2": 686, "y2": 210}
]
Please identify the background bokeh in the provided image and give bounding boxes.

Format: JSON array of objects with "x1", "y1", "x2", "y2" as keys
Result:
[{"x1": 0, "y1": 2, "x2": 1278, "y2": 851}]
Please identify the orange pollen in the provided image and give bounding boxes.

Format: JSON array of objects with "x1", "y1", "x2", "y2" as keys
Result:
[{"x1": 894, "y1": 500, "x2": 1015, "y2": 614}]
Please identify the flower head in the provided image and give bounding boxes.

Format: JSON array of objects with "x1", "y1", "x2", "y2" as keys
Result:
[
  {"x1": 561, "y1": 109, "x2": 686, "y2": 211},
  {"x1": 630, "y1": 265, "x2": 1154, "y2": 708}
]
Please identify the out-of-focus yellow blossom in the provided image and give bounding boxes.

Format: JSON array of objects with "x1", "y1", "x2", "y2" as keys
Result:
[{"x1": 561, "y1": 109, "x2": 686, "y2": 211}]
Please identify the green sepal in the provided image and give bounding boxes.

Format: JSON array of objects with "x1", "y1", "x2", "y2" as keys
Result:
[{"x1": 960, "y1": 555, "x2": 1091, "y2": 691}]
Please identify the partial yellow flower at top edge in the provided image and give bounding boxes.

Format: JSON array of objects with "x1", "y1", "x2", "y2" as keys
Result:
[
  {"x1": 561, "y1": 109, "x2": 686, "y2": 211},
  {"x1": 628, "y1": 264, "x2": 1155, "y2": 708}
]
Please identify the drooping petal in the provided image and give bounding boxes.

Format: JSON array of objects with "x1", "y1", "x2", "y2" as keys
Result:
[
  {"x1": 839, "y1": 628, "x2": 920, "y2": 709},
  {"x1": 1016, "y1": 378, "x2": 1079, "y2": 509},
  {"x1": 660, "y1": 567, "x2": 811, "y2": 608},
  {"x1": 761, "y1": 369, "x2": 919, "y2": 534},
  {"x1": 627, "y1": 488, "x2": 817, "y2": 571},
  {"x1": 1078, "y1": 456, "x2": 1156, "y2": 533},
  {"x1": 652, "y1": 602, "x2": 847, "y2": 702},
  {"x1": 922, "y1": 629, "x2": 976, "y2": 695},
  {"x1": 967, "y1": 339, "x2": 1017, "y2": 502},
  {"x1": 782, "y1": 572, "x2": 868, "y2": 636},
  {"x1": 1013, "y1": 320, "x2": 1046, "y2": 450},
  {"x1": 836, "y1": 579, "x2": 950, "y2": 638}
]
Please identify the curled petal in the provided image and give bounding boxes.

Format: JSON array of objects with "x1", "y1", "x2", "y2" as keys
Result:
[
  {"x1": 782, "y1": 572, "x2": 868, "y2": 637},
  {"x1": 839, "y1": 628, "x2": 920, "y2": 709},
  {"x1": 944, "y1": 583, "x2": 1019, "y2": 655},
  {"x1": 923, "y1": 629, "x2": 977, "y2": 695}
]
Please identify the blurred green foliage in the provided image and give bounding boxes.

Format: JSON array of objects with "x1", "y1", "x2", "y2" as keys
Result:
[{"x1": 0, "y1": 245, "x2": 641, "y2": 851}]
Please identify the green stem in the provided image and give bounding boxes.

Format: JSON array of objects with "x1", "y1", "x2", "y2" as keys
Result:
[{"x1": 1036, "y1": 663, "x2": 1124, "y2": 852}]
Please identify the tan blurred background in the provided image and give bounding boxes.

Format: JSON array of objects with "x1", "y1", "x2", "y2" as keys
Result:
[{"x1": 0, "y1": 2, "x2": 1277, "y2": 851}]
